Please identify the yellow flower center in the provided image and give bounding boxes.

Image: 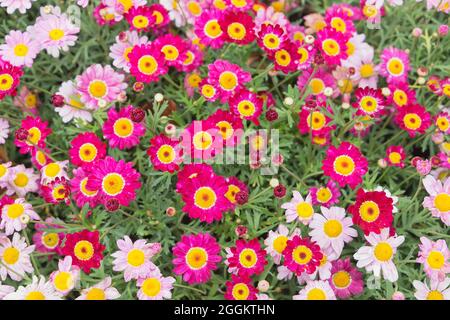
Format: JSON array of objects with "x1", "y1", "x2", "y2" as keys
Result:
[
  {"x1": 187, "y1": 73, "x2": 201, "y2": 88},
  {"x1": 123, "y1": 47, "x2": 133, "y2": 62},
  {"x1": 2, "y1": 247, "x2": 19, "y2": 265},
  {"x1": 186, "y1": 247, "x2": 208, "y2": 270},
  {"x1": 102, "y1": 173, "x2": 125, "y2": 196},
  {"x1": 363, "y1": 4, "x2": 378, "y2": 18},
  {"x1": 73, "y1": 240, "x2": 94, "y2": 261},
  {"x1": 157, "y1": 145, "x2": 176, "y2": 164},
  {"x1": 330, "y1": 17, "x2": 346, "y2": 33},
  {"x1": 0, "y1": 74, "x2": 14, "y2": 91},
  {"x1": 204, "y1": 20, "x2": 222, "y2": 39},
  {"x1": 434, "y1": 193, "x2": 450, "y2": 212},
  {"x1": 297, "y1": 47, "x2": 309, "y2": 64},
  {"x1": 0, "y1": 164, "x2": 6, "y2": 178},
  {"x1": 27, "y1": 126, "x2": 41, "y2": 145},
  {"x1": 25, "y1": 291, "x2": 46, "y2": 300},
  {"x1": 306, "y1": 288, "x2": 326, "y2": 300},
  {"x1": 332, "y1": 271, "x2": 351, "y2": 288},
  {"x1": 263, "y1": 34, "x2": 280, "y2": 50},
  {"x1": 360, "y1": 96, "x2": 378, "y2": 113},
  {"x1": 374, "y1": 242, "x2": 393, "y2": 262},
  {"x1": 54, "y1": 271, "x2": 74, "y2": 292},
  {"x1": 310, "y1": 78, "x2": 325, "y2": 95},
  {"x1": 316, "y1": 187, "x2": 332, "y2": 203},
  {"x1": 216, "y1": 121, "x2": 233, "y2": 140},
  {"x1": 387, "y1": 58, "x2": 404, "y2": 76},
  {"x1": 127, "y1": 248, "x2": 146, "y2": 267},
  {"x1": 44, "y1": 162, "x2": 61, "y2": 178},
  {"x1": 187, "y1": 1, "x2": 202, "y2": 16},
  {"x1": 359, "y1": 200, "x2": 380, "y2": 222},
  {"x1": 86, "y1": 288, "x2": 106, "y2": 300},
  {"x1": 323, "y1": 219, "x2": 343, "y2": 238},
  {"x1": 219, "y1": 71, "x2": 237, "y2": 91},
  {"x1": 14, "y1": 44, "x2": 29, "y2": 57},
  {"x1": 231, "y1": 0, "x2": 247, "y2": 8},
  {"x1": 88, "y1": 80, "x2": 107, "y2": 99},
  {"x1": 237, "y1": 100, "x2": 256, "y2": 117},
  {"x1": 333, "y1": 155, "x2": 355, "y2": 176},
  {"x1": 225, "y1": 184, "x2": 240, "y2": 203},
  {"x1": 307, "y1": 111, "x2": 326, "y2": 130},
  {"x1": 132, "y1": 15, "x2": 149, "y2": 29},
  {"x1": 360, "y1": 64, "x2": 374, "y2": 78},
  {"x1": 388, "y1": 152, "x2": 401, "y2": 164},
  {"x1": 427, "y1": 290, "x2": 444, "y2": 300},
  {"x1": 113, "y1": 118, "x2": 134, "y2": 138},
  {"x1": 427, "y1": 251, "x2": 445, "y2": 270},
  {"x1": 118, "y1": 0, "x2": 133, "y2": 12},
  {"x1": 227, "y1": 22, "x2": 246, "y2": 40},
  {"x1": 296, "y1": 202, "x2": 314, "y2": 219},
  {"x1": 138, "y1": 55, "x2": 158, "y2": 75},
  {"x1": 239, "y1": 248, "x2": 257, "y2": 268},
  {"x1": 393, "y1": 89, "x2": 407, "y2": 107},
  {"x1": 162, "y1": 45, "x2": 179, "y2": 61},
  {"x1": 79, "y1": 143, "x2": 98, "y2": 162},
  {"x1": 273, "y1": 235, "x2": 288, "y2": 254},
  {"x1": 80, "y1": 178, "x2": 98, "y2": 197},
  {"x1": 436, "y1": 116, "x2": 449, "y2": 132},
  {"x1": 42, "y1": 233, "x2": 59, "y2": 248},
  {"x1": 6, "y1": 203, "x2": 24, "y2": 219},
  {"x1": 194, "y1": 187, "x2": 216, "y2": 209},
  {"x1": 14, "y1": 172, "x2": 29, "y2": 188},
  {"x1": 403, "y1": 113, "x2": 421, "y2": 130},
  {"x1": 201, "y1": 84, "x2": 216, "y2": 98},
  {"x1": 322, "y1": 39, "x2": 340, "y2": 56},
  {"x1": 274, "y1": 49, "x2": 291, "y2": 66},
  {"x1": 142, "y1": 277, "x2": 162, "y2": 297},
  {"x1": 49, "y1": 29, "x2": 65, "y2": 41},
  {"x1": 25, "y1": 93, "x2": 37, "y2": 107},
  {"x1": 193, "y1": 131, "x2": 213, "y2": 150},
  {"x1": 153, "y1": 11, "x2": 164, "y2": 25},
  {"x1": 292, "y1": 245, "x2": 313, "y2": 265},
  {"x1": 232, "y1": 283, "x2": 250, "y2": 300}
]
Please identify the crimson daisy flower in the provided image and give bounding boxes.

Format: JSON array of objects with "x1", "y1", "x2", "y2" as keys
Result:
[
  {"x1": 125, "y1": 5, "x2": 156, "y2": 32},
  {"x1": 385, "y1": 145, "x2": 406, "y2": 168},
  {"x1": 297, "y1": 102, "x2": 334, "y2": 137},
  {"x1": 147, "y1": 134, "x2": 182, "y2": 173},
  {"x1": 224, "y1": 275, "x2": 258, "y2": 300},
  {"x1": 175, "y1": 163, "x2": 215, "y2": 193},
  {"x1": 181, "y1": 119, "x2": 224, "y2": 161},
  {"x1": 316, "y1": 27, "x2": 349, "y2": 65},
  {"x1": 59, "y1": 230, "x2": 105, "y2": 273},
  {"x1": 179, "y1": 173, "x2": 231, "y2": 223},
  {"x1": 207, "y1": 109, "x2": 244, "y2": 146},
  {"x1": 148, "y1": 4, "x2": 170, "y2": 29},
  {"x1": 224, "y1": 0, "x2": 254, "y2": 11},
  {"x1": 102, "y1": 105, "x2": 146, "y2": 150},
  {"x1": 154, "y1": 34, "x2": 188, "y2": 71},
  {"x1": 394, "y1": 104, "x2": 431, "y2": 137},
  {"x1": 225, "y1": 238, "x2": 267, "y2": 277},
  {"x1": 387, "y1": 82, "x2": 417, "y2": 108},
  {"x1": 14, "y1": 116, "x2": 52, "y2": 154},
  {"x1": 129, "y1": 43, "x2": 168, "y2": 83},
  {"x1": 347, "y1": 189, "x2": 394, "y2": 235},
  {"x1": 224, "y1": 176, "x2": 248, "y2": 207},
  {"x1": 229, "y1": 89, "x2": 263, "y2": 125},
  {"x1": 40, "y1": 177, "x2": 71, "y2": 205},
  {"x1": 70, "y1": 167, "x2": 100, "y2": 208},
  {"x1": 218, "y1": 10, "x2": 255, "y2": 45},
  {"x1": 270, "y1": 41, "x2": 300, "y2": 74},
  {"x1": 194, "y1": 9, "x2": 225, "y2": 49},
  {"x1": 322, "y1": 142, "x2": 368, "y2": 189},
  {"x1": 172, "y1": 233, "x2": 222, "y2": 284},
  {"x1": 352, "y1": 87, "x2": 385, "y2": 118},
  {"x1": 282, "y1": 235, "x2": 323, "y2": 276},
  {"x1": 0, "y1": 58, "x2": 22, "y2": 100},
  {"x1": 87, "y1": 156, "x2": 142, "y2": 207},
  {"x1": 256, "y1": 24, "x2": 287, "y2": 53},
  {"x1": 69, "y1": 132, "x2": 107, "y2": 167}
]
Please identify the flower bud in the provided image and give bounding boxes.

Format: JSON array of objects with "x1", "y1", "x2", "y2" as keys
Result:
[{"x1": 257, "y1": 280, "x2": 270, "y2": 292}]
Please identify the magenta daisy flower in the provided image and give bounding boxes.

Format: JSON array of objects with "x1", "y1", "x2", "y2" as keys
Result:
[
  {"x1": 147, "y1": 134, "x2": 182, "y2": 173},
  {"x1": 14, "y1": 116, "x2": 51, "y2": 154},
  {"x1": 70, "y1": 167, "x2": 100, "y2": 208},
  {"x1": 387, "y1": 82, "x2": 416, "y2": 108},
  {"x1": 353, "y1": 87, "x2": 385, "y2": 118},
  {"x1": 328, "y1": 258, "x2": 364, "y2": 299},
  {"x1": 282, "y1": 235, "x2": 323, "y2": 276},
  {"x1": 298, "y1": 102, "x2": 334, "y2": 137},
  {"x1": 0, "y1": 30, "x2": 40, "y2": 67},
  {"x1": 194, "y1": 9, "x2": 225, "y2": 49},
  {"x1": 295, "y1": 42, "x2": 316, "y2": 71},
  {"x1": 175, "y1": 163, "x2": 215, "y2": 193},
  {"x1": 225, "y1": 238, "x2": 267, "y2": 277},
  {"x1": 128, "y1": 43, "x2": 168, "y2": 83},
  {"x1": 102, "y1": 106, "x2": 145, "y2": 150},
  {"x1": 316, "y1": 27, "x2": 349, "y2": 65},
  {"x1": 310, "y1": 180, "x2": 340, "y2": 207},
  {"x1": 224, "y1": 176, "x2": 248, "y2": 207},
  {"x1": 435, "y1": 111, "x2": 450, "y2": 134},
  {"x1": 416, "y1": 236, "x2": 450, "y2": 281},
  {"x1": 256, "y1": 23, "x2": 288, "y2": 53},
  {"x1": 297, "y1": 67, "x2": 336, "y2": 99},
  {"x1": 394, "y1": 104, "x2": 431, "y2": 137},
  {"x1": 207, "y1": 109, "x2": 244, "y2": 147},
  {"x1": 69, "y1": 132, "x2": 107, "y2": 168},
  {"x1": 125, "y1": 5, "x2": 156, "y2": 32},
  {"x1": 180, "y1": 43, "x2": 204, "y2": 73},
  {"x1": 224, "y1": 275, "x2": 258, "y2": 300},
  {"x1": 0, "y1": 58, "x2": 23, "y2": 100},
  {"x1": 109, "y1": 30, "x2": 149, "y2": 72},
  {"x1": 322, "y1": 141, "x2": 368, "y2": 189},
  {"x1": 179, "y1": 173, "x2": 230, "y2": 223},
  {"x1": 172, "y1": 233, "x2": 221, "y2": 284},
  {"x1": 180, "y1": 120, "x2": 223, "y2": 161},
  {"x1": 207, "y1": 59, "x2": 251, "y2": 102},
  {"x1": 112, "y1": 236, "x2": 159, "y2": 282},
  {"x1": 154, "y1": 34, "x2": 188, "y2": 70},
  {"x1": 385, "y1": 145, "x2": 406, "y2": 168},
  {"x1": 270, "y1": 41, "x2": 300, "y2": 74},
  {"x1": 148, "y1": 3, "x2": 170, "y2": 28},
  {"x1": 40, "y1": 177, "x2": 71, "y2": 205},
  {"x1": 229, "y1": 89, "x2": 263, "y2": 125},
  {"x1": 325, "y1": 9, "x2": 356, "y2": 34},
  {"x1": 87, "y1": 156, "x2": 142, "y2": 207},
  {"x1": 379, "y1": 47, "x2": 410, "y2": 84},
  {"x1": 219, "y1": 10, "x2": 255, "y2": 45},
  {"x1": 198, "y1": 79, "x2": 218, "y2": 102},
  {"x1": 76, "y1": 64, "x2": 127, "y2": 109}
]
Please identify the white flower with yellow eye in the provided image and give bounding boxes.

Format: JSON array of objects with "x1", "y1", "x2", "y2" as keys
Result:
[
  {"x1": 6, "y1": 164, "x2": 39, "y2": 197},
  {"x1": 0, "y1": 233, "x2": 35, "y2": 281},
  {"x1": 281, "y1": 191, "x2": 316, "y2": 225},
  {"x1": 40, "y1": 160, "x2": 69, "y2": 185},
  {"x1": 293, "y1": 280, "x2": 336, "y2": 300},
  {"x1": 3, "y1": 275, "x2": 62, "y2": 300},
  {"x1": 1, "y1": 198, "x2": 39, "y2": 235}
]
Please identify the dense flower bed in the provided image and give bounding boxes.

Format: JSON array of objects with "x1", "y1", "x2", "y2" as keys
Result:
[{"x1": 0, "y1": 0, "x2": 448, "y2": 300}]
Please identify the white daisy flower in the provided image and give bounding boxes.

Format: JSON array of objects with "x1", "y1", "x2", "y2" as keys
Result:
[
  {"x1": 413, "y1": 278, "x2": 450, "y2": 300},
  {"x1": 76, "y1": 277, "x2": 121, "y2": 300},
  {"x1": 50, "y1": 256, "x2": 80, "y2": 295},
  {"x1": 1, "y1": 198, "x2": 40, "y2": 235},
  {"x1": 6, "y1": 165, "x2": 39, "y2": 197},
  {"x1": 293, "y1": 280, "x2": 336, "y2": 300},
  {"x1": 160, "y1": 0, "x2": 186, "y2": 27},
  {"x1": 264, "y1": 224, "x2": 301, "y2": 264},
  {"x1": 0, "y1": 233, "x2": 35, "y2": 281},
  {"x1": 354, "y1": 228, "x2": 405, "y2": 282},
  {"x1": 281, "y1": 191, "x2": 316, "y2": 225},
  {"x1": 0, "y1": 161, "x2": 12, "y2": 188},
  {"x1": 55, "y1": 80, "x2": 93, "y2": 123},
  {"x1": 3, "y1": 275, "x2": 62, "y2": 300},
  {"x1": 40, "y1": 160, "x2": 69, "y2": 185},
  {"x1": 309, "y1": 206, "x2": 358, "y2": 257}
]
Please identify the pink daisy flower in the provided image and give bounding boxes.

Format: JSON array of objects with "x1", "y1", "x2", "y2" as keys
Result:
[
  {"x1": 30, "y1": 12, "x2": 80, "y2": 58},
  {"x1": 49, "y1": 256, "x2": 80, "y2": 296},
  {"x1": 0, "y1": 0, "x2": 36, "y2": 14},
  {"x1": 322, "y1": 141, "x2": 368, "y2": 189},
  {"x1": 282, "y1": 235, "x2": 323, "y2": 276},
  {"x1": 125, "y1": 5, "x2": 156, "y2": 32},
  {"x1": 297, "y1": 102, "x2": 334, "y2": 137},
  {"x1": 295, "y1": 42, "x2": 316, "y2": 71},
  {"x1": 385, "y1": 145, "x2": 406, "y2": 168},
  {"x1": 416, "y1": 237, "x2": 450, "y2": 281},
  {"x1": 328, "y1": 258, "x2": 364, "y2": 299},
  {"x1": 264, "y1": 224, "x2": 301, "y2": 265},
  {"x1": 181, "y1": 120, "x2": 223, "y2": 161},
  {"x1": 422, "y1": 175, "x2": 450, "y2": 226},
  {"x1": 102, "y1": 106, "x2": 145, "y2": 150},
  {"x1": 180, "y1": 42, "x2": 203, "y2": 72},
  {"x1": 0, "y1": 30, "x2": 40, "y2": 67},
  {"x1": 224, "y1": 0, "x2": 254, "y2": 11},
  {"x1": 316, "y1": 27, "x2": 349, "y2": 65},
  {"x1": 179, "y1": 173, "x2": 230, "y2": 223},
  {"x1": 413, "y1": 278, "x2": 450, "y2": 300},
  {"x1": 0, "y1": 58, "x2": 23, "y2": 100},
  {"x1": 112, "y1": 236, "x2": 160, "y2": 282},
  {"x1": 154, "y1": 34, "x2": 188, "y2": 71},
  {"x1": 254, "y1": 6, "x2": 289, "y2": 32},
  {"x1": 109, "y1": 30, "x2": 149, "y2": 72},
  {"x1": 55, "y1": 80, "x2": 93, "y2": 123},
  {"x1": 13, "y1": 86, "x2": 40, "y2": 116},
  {"x1": 353, "y1": 87, "x2": 385, "y2": 118},
  {"x1": 148, "y1": 3, "x2": 170, "y2": 29},
  {"x1": 6, "y1": 164, "x2": 39, "y2": 197},
  {"x1": 387, "y1": 82, "x2": 416, "y2": 108},
  {"x1": 325, "y1": 9, "x2": 356, "y2": 34},
  {"x1": 76, "y1": 277, "x2": 120, "y2": 300},
  {"x1": 310, "y1": 180, "x2": 340, "y2": 207},
  {"x1": 198, "y1": 78, "x2": 218, "y2": 102},
  {"x1": 256, "y1": 24, "x2": 288, "y2": 53},
  {"x1": 224, "y1": 275, "x2": 258, "y2": 300},
  {"x1": 0, "y1": 233, "x2": 34, "y2": 281},
  {"x1": 69, "y1": 132, "x2": 107, "y2": 168},
  {"x1": 194, "y1": 9, "x2": 225, "y2": 49},
  {"x1": 225, "y1": 238, "x2": 267, "y2": 277},
  {"x1": 207, "y1": 109, "x2": 244, "y2": 147},
  {"x1": 137, "y1": 269, "x2": 175, "y2": 300},
  {"x1": 128, "y1": 43, "x2": 168, "y2": 83},
  {"x1": 394, "y1": 104, "x2": 431, "y2": 137},
  {"x1": 32, "y1": 217, "x2": 64, "y2": 254},
  {"x1": 87, "y1": 156, "x2": 142, "y2": 207},
  {"x1": 70, "y1": 167, "x2": 100, "y2": 208},
  {"x1": 147, "y1": 134, "x2": 182, "y2": 173},
  {"x1": 175, "y1": 163, "x2": 215, "y2": 193},
  {"x1": 270, "y1": 41, "x2": 300, "y2": 74},
  {"x1": 172, "y1": 233, "x2": 221, "y2": 284},
  {"x1": 207, "y1": 59, "x2": 251, "y2": 102},
  {"x1": 229, "y1": 89, "x2": 263, "y2": 125},
  {"x1": 14, "y1": 116, "x2": 51, "y2": 154},
  {"x1": 219, "y1": 10, "x2": 255, "y2": 45},
  {"x1": 281, "y1": 191, "x2": 316, "y2": 225},
  {"x1": 76, "y1": 64, "x2": 127, "y2": 109},
  {"x1": 297, "y1": 67, "x2": 336, "y2": 99},
  {"x1": 379, "y1": 47, "x2": 410, "y2": 84},
  {"x1": 435, "y1": 111, "x2": 450, "y2": 134}
]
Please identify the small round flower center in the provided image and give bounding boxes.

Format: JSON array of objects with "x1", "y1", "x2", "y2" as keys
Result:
[
  {"x1": 142, "y1": 278, "x2": 162, "y2": 297},
  {"x1": 132, "y1": 15, "x2": 150, "y2": 29},
  {"x1": 387, "y1": 58, "x2": 404, "y2": 76},
  {"x1": 332, "y1": 271, "x2": 351, "y2": 289},
  {"x1": 193, "y1": 187, "x2": 217, "y2": 210},
  {"x1": 322, "y1": 39, "x2": 340, "y2": 56},
  {"x1": 193, "y1": 131, "x2": 213, "y2": 150},
  {"x1": 426, "y1": 290, "x2": 444, "y2": 300},
  {"x1": 49, "y1": 29, "x2": 65, "y2": 41},
  {"x1": 263, "y1": 34, "x2": 280, "y2": 50},
  {"x1": 292, "y1": 245, "x2": 313, "y2": 265},
  {"x1": 333, "y1": 155, "x2": 356, "y2": 176},
  {"x1": 127, "y1": 248, "x2": 146, "y2": 267},
  {"x1": 426, "y1": 250, "x2": 445, "y2": 270},
  {"x1": 296, "y1": 202, "x2": 314, "y2": 219},
  {"x1": 0, "y1": 74, "x2": 14, "y2": 91},
  {"x1": 360, "y1": 64, "x2": 374, "y2": 78},
  {"x1": 239, "y1": 248, "x2": 257, "y2": 268},
  {"x1": 309, "y1": 78, "x2": 325, "y2": 95},
  {"x1": 157, "y1": 145, "x2": 176, "y2": 164},
  {"x1": 88, "y1": 80, "x2": 108, "y2": 99},
  {"x1": 42, "y1": 232, "x2": 59, "y2": 249},
  {"x1": 44, "y1": 162, "x2": 61, "y2": 178},
  {"x1": 14, "y1": 44, "x2": 29, "y2": 57},
  {"x1": 86, "y1": 288, "x2": 106, "y2": 300},
  {"x1": 2, "y1": 247, "x2": 20, "y2": 265},
  {"x1": 433, "y1": 193, "x2": 450, "y2": 212},
  {"x1": 186, "y1": 247, "x2": 208, "y2": 270},
  {"x1": 359, "y1": 200, "x2": 380, "y2": 222},
  {"x1": 323, "y1": 219, "x2": 343, "y2": 238},
  {"x1": 14, "y1": 172, "x2": 29, "y2": 187},
  {"x1": 161, "y1": 45, "x2": 179, "y2": 61},
  {"x1": 54, "y1": 271, "x2": 74, "y2": 292},
  {"x1": 317, "y1": 187, "x2": 332, "y2": 203},
  {"x1": 138, "y1": 55, "x2": 158, "y2": 75},
  {"x1": 74, "y1": 240, "x2": 94, "y2": 261},
  {"x1": 274, "y1": 49, "x2": 291, "y2": 66},
  {"x1": 374, "y1": 242, "x2": 393, "y2": 262},
  {"x1": 273, "y1": 235, "x2": 288, "y2": 254},
  {"x1": 204, "y1": 20, "x2": 222, "y2": 38},
  {"x1": 79, "y1": 143, "x2": 98, "y2": 162},
  {"x1": 102, "y1": 173, "x2": 125, "y2": 196},
  {"x1": 388, "y1": 152, "x2": 402, "y2": 164},
  {"x1": 307, "y1": 111, "x2": 326, "y2": 130},
  {"x1": 113, "y1": 118, "x2": 134, "y2": 138},
  {"x1": 219, "y1": 71, "x2": 238, "y2": 91},
  {"x1": 6, "y1": 203, "x2": 25, "y2": 219},
  {"x1": 25, "y1": 291, "x2": 46, "y2": 300},
  {"x1": 232, "y1": 283, "x2": 250, "y2": 300},
  {"x1": 306, "y1": 288, "x2": 326, "y2": 300},
  {"x1": 227, "y1": 22, "x2": 246, "y2": 40},
  {"x1": 403, "y1": 113, "x2": 422, "y2": 130}
]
